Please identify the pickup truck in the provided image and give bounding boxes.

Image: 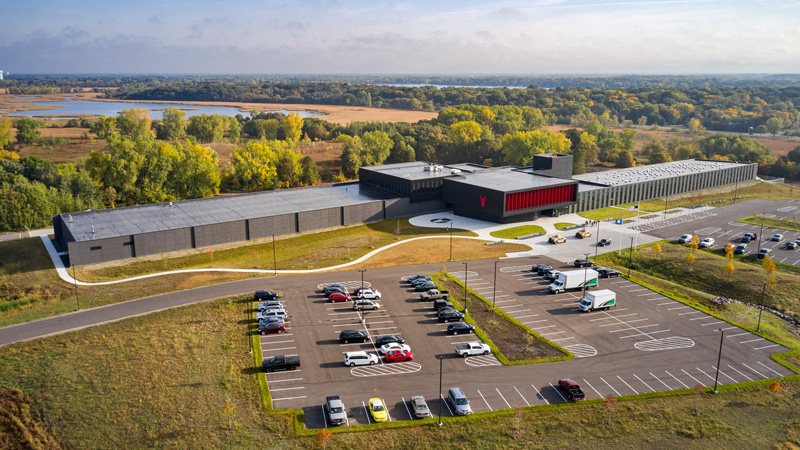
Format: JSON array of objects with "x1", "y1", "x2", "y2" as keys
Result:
[
  {"x1": 420, "y1": 289, "x2": 450, "y2": 301},
  {"x1": 455, "y1": 342, "x2": 491, "y2": 357},
  {"x1": 261, "y1": 355, "x2": 301, "y2": 373},
  {"x1": 558, "y1": 378, "x2": 586, "y2": 401},
  {"x1": 325, "y1": 396, "x2": 347, "y2": 426}
]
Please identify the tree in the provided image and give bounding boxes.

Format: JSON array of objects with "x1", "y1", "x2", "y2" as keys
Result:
[
  {"x1": 187, "y1": 114, "x2": 226, "y2": 143},
  {"x1": 315, "y1": 428, "x2": 332, "y2": 449},
  {"x1": 340, "y1": 142, "x2": 362, "y2": 179},
  {"x1": 762, "y1": 254, "x2": 776, "y2": 280},
  {"x1": 583, "y1": 119, "x2": 603, "y2": 136},
  {"x1": 449, "y1": 121, "x2": 482, "y2": 145},
  {"x1": 653, "y1": 243, "x2": 662, "y2": 259},
  {"x1": 603, "y1": 394, "x2": 617, "y2": 426},
  {"x1": 361, "y1": 131, "x2": 392, "y2": 165},
  {"x1": 386, "y1": 134, "x2": 415, "y2": 163},
  {"x1": 687, "y1": 252, "x2": 696, "y2": 266},
  {"x1": 724, "y1": 243, "x2": 735, "y2": 261},
  {"x1": 619, "y1": 129, "x2": 637, "y2": 152},
  {"x1": 692, "y1": 384, "x2": 704, "y2": 414},
  {"x1": 89, "y1": 115, "x2": 116, "y2": 138},
  {"x1": 724, "y1": 261, "x2": 735, "y2": 278},
  {"x1": 15, "y1": 118, "x2": 42, "y2": 144},
  {"x1": 275, "y1": 147, "x2": 303, "y2": 187},
  {"x1": 170, "y1": 144, "x2": 221, "y2": 199},
  {"x1": 573, "y1": 132, "x2": 599, "y2": 174},
  {"x1": 230, "y1": 140, "x2": 286, "y2": 190},
  {"x1": 765, "y1": 117, "x2": 783, "y2": 136},
  {"x1": 299, "y1": 156, "x2": 320, "y2": 185},
  {"x1": 0, "y1": 117, "x2": 13, "y2": 150},
  {"x1": 117, "y1": 108, "x2": 154, "y2": 140},
  {"x1": 157, "y1": 107, "x2": 187, "y2": 141},
  {"x1": 691, "y1": 235, "x2": 700, "y2": 252},
  {"x1": 687, "y1": 118, "x2": 705, "y2": 133},
  {"x1": 501, "y1": 130, "x2": 571, "y2": 166},
  {"x1": 281, "y1": 112, "x2": 304, "y2": 144},
  {"x1": 615, "y1": 150, "x2": 634, "y2": 168}
]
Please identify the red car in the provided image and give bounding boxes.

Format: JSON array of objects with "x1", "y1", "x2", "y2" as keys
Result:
[
  {"x1": 384, "y1": 350, "x2": 413, "y2": 363},
  {"x1": 257, "y1": 322, "x2": 286, "y2": 335},
  {"x1": 329, "y1": 292, "x2": 352, "y2": 303}
]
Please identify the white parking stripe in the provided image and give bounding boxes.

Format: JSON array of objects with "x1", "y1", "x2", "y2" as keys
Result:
[
  {"x1": 267, "y1": 378, "x2": 303, "y2": 383},
  {"x1": 530, "y1": 325, "x2": 556, "y2": 330},
  {"x1": 757, "y1": 361, "x2": 785, "y2": 377},
  {"x1": 628, "y1": 288, "x2": 649, "y2": 292},
  {"x1": 270, "y1": 386, "x2": 305, "y2": 391},
  {"x1": 727, "y1": 332, "x2": 750, "y2": 337},
  {"x1": 582, "y1": 379, "x2": 603, "y2": 398},
  {"x1": 679, "y1": 311, "x2": 704, "y2": 315},
  {"x1": 719, "y1": 326, "x2": 739, "y2": 331},
  {"x1": 441, "y1": 394, "x2": 453, "y2": 415},
  {"x1": 741, "y1": 363, "x2": 767, "y2": 379},
  {"x1": 689, "y1": 316, "x2": 717, "y2": 321},
  {"x1": 681, "y1": 369, "x2": 704, "y2": 386},
  {"x1": 599, "y1": 319, "x2": 648, "y2": 327},
  {"x1": 522, "y1": 319, "x2": 549, "y2": 324},
  {"x1": 665, "y1": 371, "x2": 689, "y2": 389},
  {"x1": 477, "y1": 390, "x2": 493, "y2": 411},
  {"x1": 362, "y1": 401, "x2": 371, "y2": 424},
  {"x1": 539, "y1": 331, "x2": 566, "y2": 336},
  {"x1": 261, "y1": 346, "x2": 297, "y2": 351},
  {"x1": 711, "y1": 366, "x2": 738, "y2": 383},
  {"x1": 617, "y1": 376, "x2": 639, "y2": 394},
  {"x1": 632, "y1": 374, "x2": 655, "y2": 392},
  {"x1": 550, "y1": 337, "x2": 576, "y2": 342},
  {"x1": 655, "y1": 302, "x2": 673, "y2": 306},
  {"x1": 726, "y1": 364, "x2": 754, "y2": 381},
  {"x1": 273, "y1": 396, "x2": 307, "y2": 401},
  {"x1": 754, "y1": 344, "x2": 780, "y2": 350},
  {"x1": 600, "y1": 377, "x2": 621, "y2": 396},
  {"x1": 650, "y1": 372, "x2": 672, "y2": 390},
  {"x1": 514, "y1": 386, "x2": 530, "y2": 406},
  {"x1": 496, "y1": 388, "x2": 511, "y2": 408},
  {"x1": 739, "y1": 338, "x2": 763, "y2": 344},
  {"x1": 610, "y1": 324, "x2": 660, "y2": 333},
  {"x1": 668, "y1": 306, "x2": 691, "y2": 310},
  {"x1": 549, "y1": 383, "x2": 569, "y2": 403},
  {"x1": 700, "y1": 321, "x2": 728, "y2": 326},
  {"x1": 695, "y1": 367, "x2": 720, "y2": 384},
  {"x1": 531, "y1": 384, "x2": 549, "y2": 405},
  {"x1": 514, "y1": 314, "x2": 540, "y2": 319}
]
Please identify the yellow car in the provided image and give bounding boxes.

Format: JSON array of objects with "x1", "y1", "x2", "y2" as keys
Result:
[{"x1": 368, "y1": 398, "x2": 389, "y2": 423}]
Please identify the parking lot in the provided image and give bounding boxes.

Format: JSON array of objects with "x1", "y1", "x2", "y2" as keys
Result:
[{"x1": 252, "y1": 254, "x2": 793, "y2": 429}]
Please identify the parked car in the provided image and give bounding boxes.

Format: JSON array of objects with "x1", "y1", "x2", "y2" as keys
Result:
[
  {"x1": 375, "y1": 335, "x2": 405, "y2": 346},
  {"x1": 558, "y1": 378, "x2": 586, "y2": 401},
  {"x1": 353, "y1": 300, "x2": 381, "y2": 311},
  {"x1": 322, "y1": 284, "x2": 347, "y2": 295},
  {"x1": 699, "y1": 237, "x2": 715, "y2": 248},
  {"x1": 757, "y1": 248, "x2": 773, "y2": 259},
  {"x1": 339, "y1": 329, "x2": 370, "y2": 343},
  {"x1": 256, "y1": 300, "x2": 284, "y2": 311},
  {"x1": 788, "y1": 242, "x2": 798, "y2": 250},
  {"x1": 384, "y1": 350, "x2": 414, "y2": 362},
  {"x1": 741, "y1": 232, "x2": 755, "y2": 243},
  {"x1": 455, "y1": 342, "x2": 491, "y2": 357},
  {"x1": 262, "y1": 355, "x2": 300, "y2": 372},
  {"x1": 598, "y1": 238, "x2": 612, "y2": 247},
  {"x1": 447, "y1": 323, "x2": 476, "y2": 335},
  {"x1": 678, "y1": 234, "x2": 693, "y2": 243},
  {"x1": 406, "y1": 274, "x2": 431, "y2": 283},
  {"x1": 324, "y1": 286, "x2": 348, "y2": 297},
  {"x1": 329, "y1": 292, "x2": 352, "y2": 303},
  {"x1": 734, "y1": 244, "x2": 748, "y2": 255},
  {"x1": 595, "y1": 267, "x2": 621, "y2": 278},
  {"x1": 411, "y1": 277, "x2": 433, "y2": 286},
  {"x1": 573, "y1": 259, "x2": 594, "y2": 268},
  {"x1": 415, "y1": 282, "x2": 437, "y2": 292},
  {"x1": 368, "y1": 398, "x2": 389, "y2": 422},
  {"x1": 254, "y1": 290, "x2": 280, "y2": 300},
  {"x1": 257, "y1": 321, "x2": 286, "y2": 335},
  {"x1": 545, "y1": 270, "x2": 561, "y2": 281},
  {"x1": 438, "y1": 308, "x2": 465, "y2": 322},
  {"x1": 325, "y1": 396, "x2": 347, "y2": 426},
  {"x1": 534, "y1": 264, "x2": 552, "y2": 275},
  {"x1": 258, "y1": 316, "x2": 284, "y2": 328},
  {"x1": 356, "y1": 288, "x2": 381, "y2": 300},
  {"x1": 255, "y1": 309, "x2": 287, "y2": 321},
  {"x1": 410, "y1": 396, "x2": 432, "y2": 419},
  {"x1": 772, "y1": 234, "x2": 784, "y2": 242},
  {"x1": 344, "y1": 351, "x2": 378, "y2": 366},
  {"x1": 531, "y1": 264, "x2": 549, "y2": 274},
  {"x1": 432, "y1": 299, "x2": 455, "y2": 311},
  {"x1": 448, "y1": 388, "x2": 472, "y2": 415},
  {"x1": 548, "y1": 234, "x2": 566, "y2": 244},
  {"x1": 379, "y1": 342, "x2": 411, "y2": 355}
]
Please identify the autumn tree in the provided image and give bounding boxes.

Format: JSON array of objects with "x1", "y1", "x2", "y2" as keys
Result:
[
  {"x1": 0, "y1": 117, "x2": 13, "y2": 150},
  {"x1": 281, "y1": 112, "x2": 304, "y2": 144},
  {"x1": 15, "y1": 118, "x2": 42, "y2": 144},
  {"x1": 315, "y1": 428, "x2": 332, "y2": 448},
  {"x1": 692, "y1": 384, "x2": 704, "y2": 414},
  {"x1": 619, "y1": 129, "x2": 637, "y2": 152},
  {"x1": 449, "y1": 121, "x2": 482, "y2": 145},
  {"x1": 156, "y1": 107, "x2": 187, "y2": 141},
  {"x1": 187, "y1": 114, "x2": 227, "y2": 143},
  {"x1": 724, "y1": 261, "x2": 735, "y2": 278},
  {"x1": 89, "y1": 115, "x2": 116, "y2": 138},
  {"x1": 690, "y1": 235, "x2": 700, "y2": 252},
  {"x1": 230, "y1": 140, "x2": 287, "y2": 190},
  {"x1": 762, "y1": 254, "x2": 776, "y2": 280},
  {"x1": 603, "y1": 394, "x2": 617, "y2": 426},
  {"x1": 687, "y1": 118, "x2": 705, "y2": 133},
  {"x1": 572, "y1": 132, "x2": 600, "y2": 174},
  {"x1": 170, "y1": 143, "x2": 221, "y2": 199},
  {"x1": 501, "y1": 130, "x2": 571, "y2": 166},
  {"x1": 615, "y1": 150, "x2": 634, "y2": 168},
  {"x1": 117, "y1": 108, "x2": 154, "y2": 140}
]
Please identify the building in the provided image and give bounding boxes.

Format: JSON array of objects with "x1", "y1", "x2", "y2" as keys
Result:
[{"x1": 54, "y1": 158, "x2": 758, "y2": 266}]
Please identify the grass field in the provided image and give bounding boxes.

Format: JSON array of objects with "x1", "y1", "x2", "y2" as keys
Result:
[
  {"x1": 0, "y1": 219, "x2": 527, "y2": 327},
  {"x1": 739, "y1": 215, "x2": 800, "y2": 232},
  {"x1": 579, "y1": 207, "x2": 642, "y2": 221},
  {"x1": 554, "y1": 222, "x2": 576, "y2": 230},
  {"x1": 2, "y1": 293, "x2": 800, "y2": 450},
  {"x1": 489, "y1": 225, "x2": 546, "y2": 239}
]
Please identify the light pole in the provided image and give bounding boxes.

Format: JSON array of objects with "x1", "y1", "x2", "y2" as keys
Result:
[
  {"x1": 712, "y1": 329, "x2": 725, "y2": 394},
  {"x1": 492, "y1": 260, "x2": 499, "y2": 310},
  {"x1": 462, "y1": 262, "x2": 468, "y2": 313},
  {"x1": 594, "y1": 220, "x2": 601, "y2": 259},
  {"x1": 757, "y1": 281, "x2": 766, "y2": 332},
  {"x1": 663, "y1": 195, "x2": 669, "y2": 219},
  {"x1": 756, "y1": 218, "x2": 764, "y2": 253},
  {"x1": 358, "y1": 269, "x2": 367, "y2": 291},
  {"x1": 582, "y1": 252, "x2": 590, "y2": 298},
  {"x1": 628, "y1": 237, "x2": 634, "y2": 277},
  {"x1": 449, "y1": 223, "x2": 453, "y2": 261},
  {"x1": 272, "y1": 234, "x2": 277, "y2": 277},
  {"x1": 437, "y1": 355, "x2": 443, "y2": 426},
  {"x1": 72, "y1": 264, "x2": 80, "y2": 311}
]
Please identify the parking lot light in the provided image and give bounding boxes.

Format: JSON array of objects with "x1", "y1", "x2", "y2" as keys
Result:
[
  {"x1": 583, "y1": 252, "x2": 590, "y2": 297},
  {"x1": 712, "y1": 329, "x2": 725, "y2": 394},
  {"x1": 493, "y1": 260, "x2": 498, "y2": 310},
  {"x1": 594, "y1": 221, "x2": 601, "y2": 258},
  {"x1": 437, "y1": 355, "x2": 443, "y2": 427},
  {"x1": 628, "y1": 237, "x2": 634, "y2": 277},
  {"x1": 757, "y1": 281, "x2": 766, "y2": 332},
  {"x1": 462, "y1": 262, "x2": 468, "y2": 313},
  {"x1": 449, "y1": 223, "x2": 453, "y2": 261},
  {"x1": 358, "y1": 269, "x2": 367, "y2": 290}
]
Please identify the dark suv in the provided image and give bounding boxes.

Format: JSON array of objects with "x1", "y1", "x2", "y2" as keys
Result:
[
  {"x1": 535, "y1": 265, "x2": 552, "y2": 275},
  {"x1": 254, "y1": 290, "x2": 280, "y2": 300},
  {"x1": 573, "y1": 259, "x2": 594, "y2": 268},
  {"x1": 438, "y1": 308, "x2": 465, "y2": 323},
  {"x1": 595, "y1": 267, "x2": 621, "y2": 278},
  {"x1": 339, "y1": 329, "x2": 370, "y2": 343}
]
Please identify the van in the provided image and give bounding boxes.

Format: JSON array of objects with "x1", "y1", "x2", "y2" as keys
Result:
[
  {"x1": 448, "y1": 387, "x2": 472, "y2": 415},
  {"x1": 257, "y1": 309, "x2": 287, "y2": 321}
]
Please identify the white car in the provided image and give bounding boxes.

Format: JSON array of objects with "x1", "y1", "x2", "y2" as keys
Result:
[
  {"x1": 353, "y1": 300, "x2": 381, "y2": 311},
  {"x1": 344, "y1": 351, "x2": 378, "y2": 366},
  {"x1": 379, "y1": 342, "x2": 411, "y2": 355},
  {"x1": 678, "y1": 234, "x2": 693, "y2": 243},
  {"x1": 357, "y1": 288, "x2": 382, "y2": 300},
  {"x1": 255, "y1": 309, "x2": 287, "y2": 321},
  {"x1": 256, "y1": 301, "x2": 283, "y2": 311},
  {"x1": 699, "y1": 238, "x2": 715, "y2": 248}
]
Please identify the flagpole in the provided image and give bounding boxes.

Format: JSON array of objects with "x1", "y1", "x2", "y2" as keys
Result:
[
  {"x1": 617, "y1": 212, "x2": 624, "y2": 256},
  {"x1": 633, "y1": 201, "x2": 641, "y2": 249}
]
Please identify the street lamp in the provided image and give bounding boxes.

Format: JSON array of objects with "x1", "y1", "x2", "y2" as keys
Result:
[
  {"x1": 449, "y1": 223, "x2": 453, "y2": 261},
  {"x1": 756, "y1": 218, "x2": 764, "y2": 254},
  {"x1": 492, "y1": 260, "x2": 499, "y2": 310},
  {"x1": 627, "y1": 237, "x2": 634, "y2": 277},
  {"x1": 72, "y1": 264, "x2": 80, "y2": 311},
  {"x1": 757, "y1": 281, "x2": 766, "y2": 332},
  {"x1": 358, "y1": 269, "x2": 367, "y2": 291},
  {"x1": 582, "y1": 252, "x2": 590, "y2": 298},
  {"x1": 712, "y1": 329, "x2": 725, "y2": 394},
  {"x1": 437, "y1": 355, "x2": 444, "y2": 426},
  {"x1": 462, "y1": 262, "x2": 468, "y2": 313},
  {"x1": 594, "y1": 220, "x2": 601, "y2": 259}
]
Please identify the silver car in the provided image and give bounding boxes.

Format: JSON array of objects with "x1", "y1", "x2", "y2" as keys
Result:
[{"x1": 448, "y1": 387, "x2": 472, "y2": 415}]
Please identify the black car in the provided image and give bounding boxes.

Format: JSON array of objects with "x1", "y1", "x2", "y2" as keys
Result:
[
  {"x1": 531, "y1": 264, "x2": 548, "y2": 273},
  {"x1": 433, "y1": 299, "x2": 455, "y2": 311},
  {"x1": 415, "y1": 282, "x2": 437, "y2": 292},
  {"x1": 254, "y1": 290, "x2": 280, "y2": 300},
  {"x1": 375, "y1": 335, "x2": 405, "y2": 346},
  {"x1": 734, "y1": 244, "x2": 748, "y2": 255},
  {"x1": 339, "y1": 329, "x2": 370, "y2": 343},
  {"x1": 598, "y1": 238, "x2": 612, "y2": 247},
  {"x1": 535, "y1": 265, "x2": 552, "y2": 275},
  {"x1": 324, "y1": 286, "x2": 348, "y2": 297},
  {"x1": 573, "y1": 259, "x2": 594, "y2": 268},
  {"x1": 406, "y1": 275, "x2": 432, "y2": 283},
  {"x1": 596, "y1": 267, "x2": 621, "y2": 278},
  {"x1": 438, "y1": 308, "x2": 465, "y2": 322},
  {"x1": 447, "y1": 323, "x2": 475, "y2": 335}
]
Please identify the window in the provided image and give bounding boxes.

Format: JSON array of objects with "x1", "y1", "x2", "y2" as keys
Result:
[{"x1": 90, "y1": 246, "x2": 102, "y2": 251}]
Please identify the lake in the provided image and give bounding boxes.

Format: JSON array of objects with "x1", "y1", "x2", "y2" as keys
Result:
[{"x1": 7, "y1": 100, "x2": 323, "y2": 120}]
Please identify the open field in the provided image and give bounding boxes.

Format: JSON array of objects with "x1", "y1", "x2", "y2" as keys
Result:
[
  {"x1": 2, "y1": 293, "x2": 800, "y2": 449},
  {"x1": 489, "y1": 225, "x2": 546, "y2": 239}
]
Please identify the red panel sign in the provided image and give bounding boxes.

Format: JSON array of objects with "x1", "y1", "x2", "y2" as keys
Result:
[{"x1": 505, "y1": 184, "x2": 576, "y2": 212}]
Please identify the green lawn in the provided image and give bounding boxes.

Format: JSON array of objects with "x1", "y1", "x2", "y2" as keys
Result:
[
  {"x1": 554, "y1": 222, "x2": 576, "y2": 230},
  {"x1": 739, "y1": 215, "x2": 800, "y2": 232},
  {"x1": 489, "y1": 225, "x2": 546, "y2": 239},
  {"x1": 579, "y1": 207, "x2": 642, "y2": 221}
]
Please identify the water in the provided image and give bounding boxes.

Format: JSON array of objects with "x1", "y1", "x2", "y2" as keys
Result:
[
  {"x1": 373, "y1": 83, "x2": 529, "y2": 89},
  {"x1": 7, "y1": 100, "x2": 323, "y2": 119}
]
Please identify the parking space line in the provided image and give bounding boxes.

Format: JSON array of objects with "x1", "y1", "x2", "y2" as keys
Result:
[
  {"x1": 262, "y1": 340, "x2": 295, "y2": 344},
  {"x1": 522, "y1": 319, "x2": 549, "y2": 325},
  {"x1": 369, "y1": 326, "x2": 398, "y2": 331},
  {"x1": 754, "y1": 344, "x2": 780, "y2": 351},
  {"x1": 638, "y1": 293, "x2": 661, "y2": 296},
  {"x1": 271, "y1": 386, "x2": 305, "y2": 392},
  {"x1": 617, "y1": 376, "x2": 639, "y2": 394},
  {"x1": 548, "y1": 383, "x2": 568, "y2": 403},
  {"x1": 655, "y1": 302, "x2": 673, "y2": 306},
  {"x1": 681, "y1": 369, "x2": 704, "y2": 386},
  {"x1": 494, "y1": 299, "x2": 516, "y2": 304},
  {"x1": 600, "y1": 377, "x2": 621, "y2": 396},
  {"x1": 362, "y1": 401, "x2": 371, "y2": 424},
  {"x1": 382, "y1": 398, "x2": 393, "y2": 421},
  {"x1": 649, "y1": 372, "x2": 673, "y2": 390},
  {"x1": 711, "y1": 366, "x2": 738, "y2": 383},
  {"x1": 719, "y1": 326, "x2": 739, "y2": 331},
  {"x1": 726, "y1": 364, "x2": 754, "y2": 381},
  {"x1": 539, "y1": 331, "x2": 565, "y2": 336},
  {"x1": 668, "y1": 306, "x2": 691, "y2": 310},
  {"x1": 401, "y1": 397, "x2": 413, "y2": 420},
  {"x1": 530, "y1": 325, "x2": 556, "y2": 330},
  {"x1": 757, "y1": 361, "x2": 785, "y2": 377},
  {"x1": 550, "y1": 337, "x2": 576, "y2": 342},
  {"x1": 689, "y1": 316, "x2": 717, "y2": 321},
  {"x1": 531, "y1": 384, "x2": 549, "y2": 404},
  {"x1": 589, "y1": 316, "x2": 617, "y2": 322},
  {"x1": 261, "y1": 346, "x2": 297, "y2": 352},
  {"x1": 679, "y1": 311, "x2": 704, "y2": 315},
  {"x1": 272, "y1": 396, "x2": 307, "y2": 401},
  {"x1": 512, "y1": 386, "x2": 530, "y2": 406},
  {"x1": 610, "y1": 324, "x2": 660, "y2": 333},
  {"x1": 267, "y1": 378, "x2": 303, "y2": 383},
  {"x1": 582, "y1": 379, "x2": 602, "y2": 398},
  {"x1": 632, "y1": 374, "x2": 655, "y2": 392},
  {"x1": 727, "y1": 332, "x2": 750, "y2": 338},
  {"x1": 321, "y1": 405, "x2": 328, "y2": 428},
  {"x1": 628, "y1": 288, "x2": 649, "y2": 292},
  {"x1": 599, "y1": 319, "x2": 648, "y2": 327},
  {"x1": 441, "y1": 395, "x2": 453, "y2": 415},
  {"x1": 739, "y1": 338, "x2": 763, "y2": 344},
  {"x1": 664, "y1": 371, "x2": 689, "y2": 389},
  {"x1": 503, "y1": 306, "x2": 527, "y2": 311},
  {"x1": 741, "y1": 363, "x2": 767, "y2": 379},
  {"x1": 496, "y1": 388, "x2": 511, "y2": 408},
  {"x1": 695, "y1": 367, "x2": 720, "y2": 384},
  {"x1": 477, "y1": 390, "x2": 493, "y2": 411},
  {"x1": 514, "y1": 314, "x2": 539, "y2": 319}
]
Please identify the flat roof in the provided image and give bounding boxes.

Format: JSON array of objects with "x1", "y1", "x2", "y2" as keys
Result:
[
  {"x1": 360, "y1": 161, "x2": 481, "y2": 181},
  {"x1": 445, "y1": 167, "x2": 576, "y2": 193},
  {"x1": 572, "y1": 159, "x2": 748, "y2": 186},
  {"x1": 64, "y1": 183, "x2": 397, "y2": 242}
]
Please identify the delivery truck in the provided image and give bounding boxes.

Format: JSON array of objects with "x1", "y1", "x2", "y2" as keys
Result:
[
  {"x1": 548, "y1": 269, "x2": 599, "y2": 294},
  {"x1": 578, "y1": 289, "x2": 617, "y2": 312}
]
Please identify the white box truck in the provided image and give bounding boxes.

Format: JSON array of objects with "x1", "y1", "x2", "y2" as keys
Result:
[
  {"x1": 548, "y1": 269, "x2": 599, "y2": 294},
  {"x1": 578, "y1": 289, "x2": 617, "y2": 312}
]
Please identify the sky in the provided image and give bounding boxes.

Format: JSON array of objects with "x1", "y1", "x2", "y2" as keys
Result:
[{"x1": 1, "y1": 0, "x2": 798, "y2": 75}]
